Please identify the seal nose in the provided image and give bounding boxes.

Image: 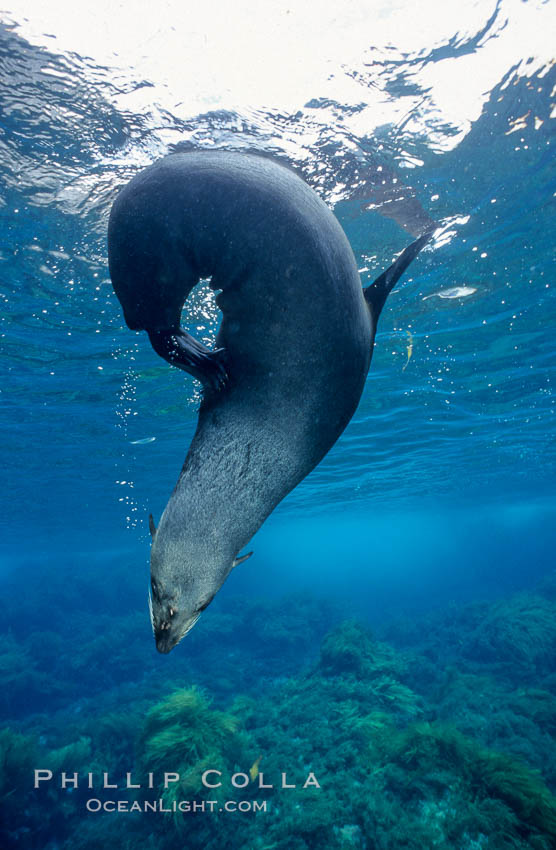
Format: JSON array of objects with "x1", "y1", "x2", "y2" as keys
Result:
[
  {"x1": 156, "y1": 636, "x2": 174, "y2": 654},
  {"x1": 155, "y1": 625, "x2": 176, "y2": 654}
]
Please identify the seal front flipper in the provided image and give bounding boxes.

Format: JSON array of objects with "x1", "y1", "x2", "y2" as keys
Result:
[
  {"x1": 364, "y1": 227, "x2": 436, "y2": 321},
  {"x1": 148, "y1": 327, "x2": 228, "y2": 392}
]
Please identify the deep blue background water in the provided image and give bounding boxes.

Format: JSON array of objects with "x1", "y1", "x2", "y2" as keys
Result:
[{"x1": 1, "y1": 0, "x2": 555, "y2": 646}]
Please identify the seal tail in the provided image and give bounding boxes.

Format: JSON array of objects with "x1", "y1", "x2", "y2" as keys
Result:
[{"x1": 363, "y1": 227, "x2": 436, "y2": 321}]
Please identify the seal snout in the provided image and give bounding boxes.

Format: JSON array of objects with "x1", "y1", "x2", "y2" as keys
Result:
[
  {"x1": 154, "y1": 609, "x2": 178, "y2": 654},
  {"x1": 155, "y1": 633, "x2": 175, "y2": 654},
  {"x1": 152, "y1": 601, "x2": 202, "y2": 653},
  {"x1": 149, "y1": 582, "x2": 180, "y2": 652}
]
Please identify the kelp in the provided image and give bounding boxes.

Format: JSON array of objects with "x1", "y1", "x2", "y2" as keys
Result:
[
  {"x1": 319, "y1": 621, "x2": 404, "y2": 680},
  {"x1": 510, "y1": 689, "x2": 556, "y2": 735},
  {"x1": 317, "y1": 621, "x2": 422, "y2": 719},
  {"x1": 466, "y1": 594, "x2": 556, "y2": 676},
  {"x1": 0, "y1": 727, "x2": 38, "y2": 801},
  {"x1": 139, "y1": 686, "x2": 241, "y2": 768},
  {"x1": 367, "y1": 720, "x2": 556, "y2": 843},
  {"x1": 137, "y1": 686, "x2": 249, "y2": 811}
]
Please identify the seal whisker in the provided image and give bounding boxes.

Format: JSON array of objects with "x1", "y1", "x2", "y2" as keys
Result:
[
  {"x1": 148, "y1": 588, "x2": 155, "y2": 636},
  {"x1": 178, "y1": 613, "x2": 201, "y2": 643}
]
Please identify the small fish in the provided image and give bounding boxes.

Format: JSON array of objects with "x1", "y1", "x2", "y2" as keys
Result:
[
  {"x1": 423, "y1": 285, "x2": 477, "y2": 301},
  {"x1": 249, "y1": 755, "x2": 262, "y2": 782},
  {"x1": 403, "y1": 330, "x2": 413, "y2": 371},
  {"x1": 130, "y1": 436, "x2": 156, "y2": 445}
]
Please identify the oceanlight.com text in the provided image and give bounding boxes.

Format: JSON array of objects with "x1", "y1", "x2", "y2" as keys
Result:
[{"x1": 85, "y1": 798, "x2": 268, "y2": 814}]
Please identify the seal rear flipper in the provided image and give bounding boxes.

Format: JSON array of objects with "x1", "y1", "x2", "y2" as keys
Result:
[
  {"x1": 148, "y1": 328, "x2": 228, "y2": 392},
  {"x1": 364, "y1": 227, "x2": 436, "y2": 321}
]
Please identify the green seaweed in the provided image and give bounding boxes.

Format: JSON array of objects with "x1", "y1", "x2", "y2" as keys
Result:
[
  {"x1": 0, "y1": 727, "x2": 38, "y2": 801},
  {"x1": 319, "y1": 621, "x2": 404, "y2": 680},
  {"x1": 373, "y1": 721, "x2": 556, "y2": 842},
  {"x1": 317, "y1": 622, "x2": 422, "y2": 719},
  {"x1": 467, "y1": 594, "x2": 556, "y2": 675},
  {"x1": 46, "y1": 735, "x2": 93, "y2": 777},
  {"x1": 137, "y1": 686, "x2": 250, "y2": 815},
  {"x1": 139, "y1": 686, "x2": 241, "y2": 769},
  {"x1": 510, "y1": 689, "x2": 556, "y2": 735}
]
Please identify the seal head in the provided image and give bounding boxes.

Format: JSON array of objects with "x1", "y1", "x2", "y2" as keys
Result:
[{"x1": 148, "y1": 514, "x2": 251, "y2": 653}]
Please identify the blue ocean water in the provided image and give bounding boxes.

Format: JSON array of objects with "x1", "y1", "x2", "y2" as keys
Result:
[{"x1": 1, "y1": 2, "x2": 555, "y2": 848}]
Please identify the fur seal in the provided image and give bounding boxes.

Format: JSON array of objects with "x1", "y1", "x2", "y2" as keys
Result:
[{"x1": 108, "y1": 151, "x2": 432, "y2": 653}]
